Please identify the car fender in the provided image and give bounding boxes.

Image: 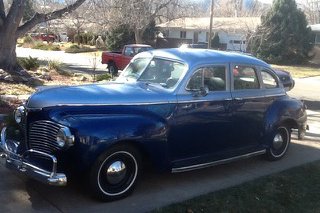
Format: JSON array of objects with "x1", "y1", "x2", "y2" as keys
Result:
[
  {"x1": 264, "y1": 96, "x2": 307, "y2": 136},
  {"x1": 51, "y1": 111, "x2": 171, "y2": 171}
]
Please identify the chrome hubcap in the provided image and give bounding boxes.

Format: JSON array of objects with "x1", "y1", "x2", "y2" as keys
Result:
[
  {"x1": 273, "y1": 133, "x2": 284, "y2": 150},
  {"x1": 106, "y1": 161, "x2": 127, "y2": 185}
]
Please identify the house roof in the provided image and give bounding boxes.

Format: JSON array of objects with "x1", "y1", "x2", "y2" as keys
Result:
[
  {"x1": 310, "y1": 24, "x2": 320, "y2": 32},
  {"x1": 157, "y1": 17, "x2": 261, "y2": 33}
]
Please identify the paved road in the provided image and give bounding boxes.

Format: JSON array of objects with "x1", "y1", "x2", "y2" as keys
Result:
[
  {"x1": 288, "y1": 76, "x2": 320, "y2": 102},
  {"x1": 1, "y1": 57, "x2": 320, "y2": 212},
  {"x1": 16, "y1": 47, "x2": 108, "y2": 75}
]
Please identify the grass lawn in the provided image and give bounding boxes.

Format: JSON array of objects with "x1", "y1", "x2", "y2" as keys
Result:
[
  {"x1": 153, "y1": 160, "x2": 320, "y2": 213},
  {"x1": 272, "y1": 64, "x2": 320, "y2": 78}
]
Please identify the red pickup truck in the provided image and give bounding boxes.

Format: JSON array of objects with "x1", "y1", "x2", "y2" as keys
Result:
[
  {"x1": 29, "y1": 33, "x2": 56, "y2": 43},
  {"x1": 101, "y1": 44, "x2": 153, "y2": 75}
]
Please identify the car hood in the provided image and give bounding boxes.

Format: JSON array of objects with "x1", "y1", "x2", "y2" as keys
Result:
[{"x1": 27, "y1": 82, "x2": 173, "y2": 109}]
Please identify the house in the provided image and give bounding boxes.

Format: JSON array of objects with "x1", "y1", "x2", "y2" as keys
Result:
[
  {"x1": 157, "y1": 17, "x2": 261, "y2": 51},
  {"x1": 310, "y1": 24, "x2": 320, "y2": 45}
]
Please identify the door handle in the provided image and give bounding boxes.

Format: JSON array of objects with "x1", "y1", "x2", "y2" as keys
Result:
[
  {"x1": 181, "y1": 104, "x2": 193, "y2": 110},
  {"x1": 234, "y1": 97, "x2": 243, "y2": 101}
]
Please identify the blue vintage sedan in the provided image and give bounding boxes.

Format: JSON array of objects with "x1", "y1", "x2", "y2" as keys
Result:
[{"x1": 0, "y1": 48, "x2": 308, "y2": 200}]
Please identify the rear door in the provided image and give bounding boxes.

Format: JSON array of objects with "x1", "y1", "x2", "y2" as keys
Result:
[{"x1": 230, "y1": 64, "x2": 269, "y2": 151}]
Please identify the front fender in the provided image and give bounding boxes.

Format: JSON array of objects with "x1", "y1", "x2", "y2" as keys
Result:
[{"x1": 49, "y1": 108, "x2": 172, "y2": 171}]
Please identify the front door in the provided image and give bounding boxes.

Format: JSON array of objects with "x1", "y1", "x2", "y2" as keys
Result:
[
  {"x1": 169, "y1": 65, "x2": 233, "y2": 168},
  {"x1": 193, "y1": 32, "x2": 199, "y2": 43}
]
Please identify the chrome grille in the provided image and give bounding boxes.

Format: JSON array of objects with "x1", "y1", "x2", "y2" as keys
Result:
[{"x1": 28, "y1": 121, "x2": 61, "y2": 154}]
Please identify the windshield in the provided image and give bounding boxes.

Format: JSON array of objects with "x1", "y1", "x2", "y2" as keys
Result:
[
  {"x1": 117, "y1": 57, "x2": 187, "y2": 89},
  {"x1": 118, "y1": 58, "x2": 151, "y2": 80}
]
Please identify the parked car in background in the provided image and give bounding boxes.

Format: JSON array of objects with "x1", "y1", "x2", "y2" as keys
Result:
[
  {"x1": 30, "y1": 33, "x2": 56, "y2": 43},
  {"x1": 101, "y1": 44, "x2": 153, "y2": 75},
  {"x1": 57, "y1": 32, "x2": 68, "y2": 42},
  {"x1": 1, "y1": 49, "x2": 308, "y2": 201},
  {"x1": 274, "y1": 69, "x2": 295, "y2": 91}
]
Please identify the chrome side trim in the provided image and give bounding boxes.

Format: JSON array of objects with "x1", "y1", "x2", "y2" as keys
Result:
[
  {"x1": 55, "y1": 101, "x2": 175, "y2": 107},
  {"x1": 171, "y1": 150, "x2": 266, "y2": 173}
]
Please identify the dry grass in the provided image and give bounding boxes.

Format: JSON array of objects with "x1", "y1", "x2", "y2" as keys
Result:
[
  {"x1": 0, "y1": 69, "x2": 92, "y2": 96},
  {"x1": 0, "y1": 82, "x2": 35, "y2": 95},
  {"x1": 272, "y1": 64, "x2": 320, "y2": 78}
]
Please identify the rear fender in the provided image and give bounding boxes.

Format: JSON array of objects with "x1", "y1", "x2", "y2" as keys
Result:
[{"x1": 264, "y1": 96, "x2": 307, "y2": 138}]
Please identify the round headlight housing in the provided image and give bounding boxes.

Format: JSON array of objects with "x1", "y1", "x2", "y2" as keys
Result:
[
  {"x1": 14, "y1": 106, "x2": 25, "y2": 124},
  {"x1": 56, "y1": 127, "x2": 75, "y2": 148}
]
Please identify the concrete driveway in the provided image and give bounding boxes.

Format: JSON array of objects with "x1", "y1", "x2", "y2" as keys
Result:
[
  {"x1": 16, "y1": 47, "x2": 108, "y2": 75},
  {"x1": 1, "y1": 74, "x2": 320, "y2": 212}
]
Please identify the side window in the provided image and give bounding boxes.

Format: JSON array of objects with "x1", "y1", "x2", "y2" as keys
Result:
[
  {"x1": 186, "y1": 66, "x2": 226, "y2": 91},
  {"x1": 124, "y1": 47, "x2": 134, "y2": 56},
  {"x1": 261, "y1": 70, "x2": 278, "y2": 89},
  {"x1": 186, "y1": 69, "x2": 202, "y2": 90},
  {"x1": 233, "y1": 65, "x2": 260, "y2": 90}
]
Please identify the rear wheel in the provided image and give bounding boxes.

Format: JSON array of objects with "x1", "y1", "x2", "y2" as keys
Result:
[
  {"x1": 266, "y1": 126, "x2": 291, "y2": 161},
  {"x1": 89, "y1": 145, "x2": 141, "y2": 201}
]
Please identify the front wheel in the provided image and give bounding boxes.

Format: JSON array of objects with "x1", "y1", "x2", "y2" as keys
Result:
[
  {"x1": 89, "y1": 145, "x2": 141, "y2": 201},
  {"x1": 266, "y1": 126, "x2": 291, "y2": 161}
]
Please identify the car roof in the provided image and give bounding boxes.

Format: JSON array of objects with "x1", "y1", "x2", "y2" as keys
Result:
[
  {"x1": 125, "y1": 44, "x2": 152, "y2": 48},
  {"x1": 141, "y1": 48, "x2": 270, "y2": 68}
]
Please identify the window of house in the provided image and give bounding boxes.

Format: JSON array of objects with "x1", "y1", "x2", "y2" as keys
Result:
[
  {"x1": 233, "y1": 65, "x2": 260, "y2": 90},
  {"x1": 261, "y1": 70, "x2": 278, "y2": 89},
  {"x1": 186, "y1": 66, "x2": 226, "y2": 91},
  {"x1": 180, "y1": 31, "x2": 186, "y2": 39}
]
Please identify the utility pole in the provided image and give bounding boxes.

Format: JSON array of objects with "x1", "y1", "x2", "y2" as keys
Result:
[{"x1": 208, "y1": 0, "x2": 214, "y2": 49}]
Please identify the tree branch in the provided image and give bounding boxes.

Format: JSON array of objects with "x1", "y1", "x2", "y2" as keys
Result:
[
  {"x1": 5, "y1": 0, "x2": 25, "y2": 30},
  {"x1": 0, "y1": 0, "x2": 4, "y2": 27},
  {"x1": 17, "y1": 0, "x2": 86, "y2": 37},
  {"x1": 0, "y1": 0, "x2": 5, "y2": 20}
]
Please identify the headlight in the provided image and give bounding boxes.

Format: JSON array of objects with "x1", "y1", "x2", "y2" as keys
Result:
[
  {"x1": 56, "y1": 127, "x2": 75, "y2": 148},
  {"x1": 14, "y1": 106, "x2": 25, "y2": 124}
]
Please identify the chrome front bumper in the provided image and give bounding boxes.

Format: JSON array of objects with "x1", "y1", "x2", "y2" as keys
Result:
[{"x1": 0, "y1": 127, "x2": 67, "y2": 186}]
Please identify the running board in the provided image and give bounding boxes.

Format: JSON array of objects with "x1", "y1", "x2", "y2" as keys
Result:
[{"x1": 172, "y1": 150, "x2": 266, "y2": 173}]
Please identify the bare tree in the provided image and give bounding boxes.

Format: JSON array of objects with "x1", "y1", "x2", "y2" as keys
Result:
[
  {"x1": 100, "y1": 0, "x2": 197, "y2": 43},
  {"x1": 0, "y1": 0, "x2": 86, "y2": 73},
  {"x1": 64, "y1": 1, "x2": 93, "y2": 44},
  {"x1": 211, "y1": 0, "x2": 268, "y2": 17},
  {"x1": 303, "y1": 0, "x2": 320, "y2": 24}
]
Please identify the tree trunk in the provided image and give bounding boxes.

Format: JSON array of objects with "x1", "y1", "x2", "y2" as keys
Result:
[
  {"x1": 0, "y1": 30, "x2": 20, "y2": 73},
  {"x1": 0, "y1": 0, "x2": 86, "y2": 73},
  {"x1": 134, "y1": 29, "x2": 144, "y2": 44}
]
